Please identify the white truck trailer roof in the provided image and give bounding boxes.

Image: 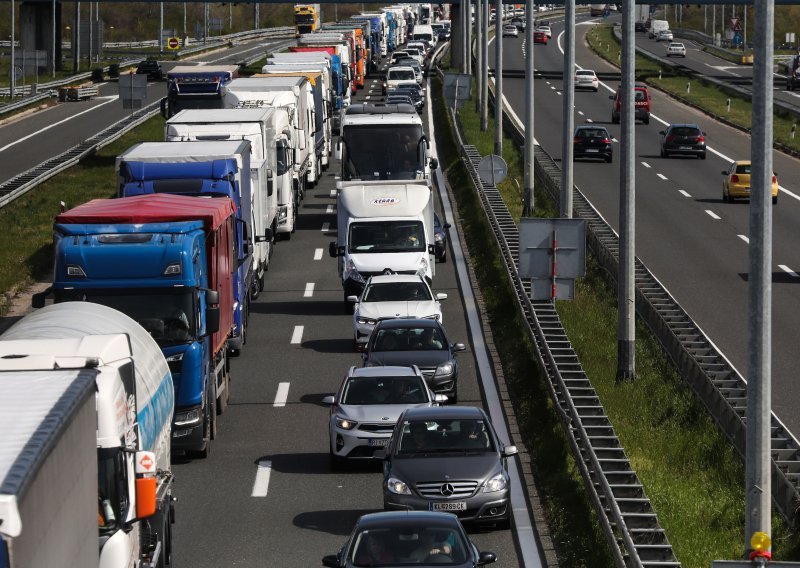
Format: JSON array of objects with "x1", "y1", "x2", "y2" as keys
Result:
[{"x1": 339, "y1": 182, "x2": 431, "y2": 218}]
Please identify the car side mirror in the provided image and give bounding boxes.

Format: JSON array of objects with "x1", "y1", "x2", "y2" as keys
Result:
[
  {"x1": 503, "y1": 445, "x2": 519, "y2": 457},
  {"x1": 329, "y1": 241, "x2": 339, "y2": 258},
  {"x1": 659, "y1": 131, "x2": 665, "y2": 135},
  {"x1": 436, "y1": 293, "x2": 448, "y2": 301},
  {"x1": 477, "y1": 551, "x2": 497, "y2": 566},
  {"x1": 347, "y1": 295, "x2": 359, "y2": 303},
  {"x1": 434, "y1": 394, "x2": 448, "y2": 404},
  {"x1": 322, "y1": 555, "x2": 340, "y2": 568},
  {"x1": 429, "y1": 157, "x2": 439, "y2": 170},
  {"x1": 452, "y1": 343, "x2": 466, "y2": 353},
  {"x1": 721, "y1": 170, "x2": 728, "y2": 175},
  {"x1": 444, "y1": 223, "x2": 451, "y2": 229},
  {"x1": 322, "y1": 395, "x2": 335, "y2": 405}
]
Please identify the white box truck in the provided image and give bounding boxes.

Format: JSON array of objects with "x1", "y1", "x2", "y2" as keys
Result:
[
  {"x1": 224, "y1": 77, "x2": 317, "y2": 199},
  {"x1": 0, "y1": 302, "x2": 175, "y2": 568},
  {"x1": 336, "y1": 103, "x2": 438, "y2": 183},
  {"x1": 328, "y1": 181, "x2": 435, "y2": 310}
]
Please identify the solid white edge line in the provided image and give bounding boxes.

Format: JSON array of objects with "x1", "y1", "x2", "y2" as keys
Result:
[
  {"x1": 778, "y1": 265, "x2": 800, "y2": 278},
  {"x1": 314, "y1": 248, "x2": 323, "y2": 260},
  {"x1": 274, "y1": 382, "x2": 290, "y2": 407},
  {"x1": 304, "y1": 283, "x2": 315, "y2": 298},
  {"x1": 426, "y1": 72, "x2": 544, "y2": 568},
  {"x1": 705, "y1": 209, "x2": 721, "y2": 220},
  {"x1": 251, "y1": 459, "x2": 272, "y2": 497},
  {"x1": 290, "y1": 325, "x2": 304, "y2": 344},
  {"x1": 738, "y1": 235, "x2": 750, "y2": 244}
]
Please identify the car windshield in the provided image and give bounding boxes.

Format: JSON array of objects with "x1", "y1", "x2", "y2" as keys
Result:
[
  {"x1": 372, "y1": 326, "x2": 446, "y2": 351},
  {"x1": 348, "y1": 527, "x2": 468, "y2": 566},
  {"x1": 397, "y1": 419, "x2": 496, "y2": 455},
  {"x1": 364, "y1": 281, "x2": 432, "y2": 302},
  {"x1": 342, "y1": 376, "x2": 429, "y2": 405},
  {"x1": 388, "y1": 69, "x2": 416, "y2": 81}
]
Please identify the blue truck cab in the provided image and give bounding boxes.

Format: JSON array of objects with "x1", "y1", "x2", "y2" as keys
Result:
[{"x1": 116, "y1": 141, "x2": 255, "y2": 355}]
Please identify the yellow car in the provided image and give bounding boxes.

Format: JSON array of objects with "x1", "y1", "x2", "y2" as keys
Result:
[{"x1": 721, "y1": 160, "x2": 779, "y2": 204}]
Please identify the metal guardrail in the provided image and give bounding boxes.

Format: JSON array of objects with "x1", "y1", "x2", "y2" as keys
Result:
[
  {"x1": 0, "y1": 99, "x2": 160, "y2": 209},
  {"x1": 0, "y1": 26, "x2": 294, "y2": 113}
]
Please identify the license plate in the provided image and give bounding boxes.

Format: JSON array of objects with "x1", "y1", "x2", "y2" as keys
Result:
[
  {"x1": 586, "y1": 149, "x2": 599, "y2": 153},
  {"x1": 430, "y1": 501, "x2": 467, "y2": 512},
  {"x1": 368, "y1": 438, "x2": 390, "y2": 447},
  {"x1": 745, "y1": 187, "x2": 750, "y2": 192},
  {"x1": 679, "y1": 146, "x2": 691, "y2": 150}
]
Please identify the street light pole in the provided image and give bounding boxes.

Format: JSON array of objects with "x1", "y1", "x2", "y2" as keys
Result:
[
  {"x1": 10, "y1": 0, "x2": 15, "y2": 98},
  {"x1": 493, "y1": 0, "x2": 502, "y2": 156},
  {"x1": 523, "y1": 0, "x2": 534, "y2": 217},
  {"x1": 476, "y1": 0, "x2": 483, "y2": 112},
  {"x1": 480, "y1": 0, "x2": 488, "y2": 131},
  {"x1": 560, "y1": 0, "x2": 575, "y2": 218}
]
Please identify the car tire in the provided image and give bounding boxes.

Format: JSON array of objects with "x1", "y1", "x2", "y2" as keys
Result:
[
  {"x1": 605, "y1": 155, "x2": 613, "y2": 163},
  {"x1": 700, "y1": 152, "x2": 707, "y2": 160},
  {"x1": 612, "y1": 113, "x2": 619, "y2": 124},
  {"x1": 660, "y1": 147, "x2": 666, "y2": 158},
  {"x1": 440, "y1": 248, "x2": 447, "y2": 263},
  {"x1": 643, "y1": 116, "x2": 650, "y2": 125},
  {"x1": 330, "y1": 452, "x2": 347, "y2": 472},
  {"x1": 773, "y1": 195, "x2": 778, "y2": 205}
]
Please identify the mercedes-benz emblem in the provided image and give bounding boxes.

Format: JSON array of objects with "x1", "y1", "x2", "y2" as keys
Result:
[{"x1": 440, "y1": 483, "x2": 455, "y2": 497}]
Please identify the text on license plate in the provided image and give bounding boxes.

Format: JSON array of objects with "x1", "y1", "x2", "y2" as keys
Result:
[
  {"x1": 679, "y1": 146, "x2": 692, "y2": 150},
  {"x1": 586, "y1": 149, "x2": 599, "y2": 153},
  {"x1": 430, "y1": 501, "x2": 467, "y2": 512},
  {"x1": 368, "y1": 438, "x2": 390, "y2": 447}
]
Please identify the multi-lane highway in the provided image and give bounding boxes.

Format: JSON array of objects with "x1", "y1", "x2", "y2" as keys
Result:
[
  {"x1": 494, "y1": 15, "x2": 800, "y2": 436},
  {"x1": 0, "y1": 35, "x2": 538, "y2": 566}
]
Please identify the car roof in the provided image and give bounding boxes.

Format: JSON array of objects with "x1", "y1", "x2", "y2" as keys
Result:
[
  {"x1": 367, "y1": 274, "x2": 426, "y2": 284},
  {"x1": 576, "y1": 69, "x2": 596, "y2": 74},
  {"x1": 401, "y1": 405, "x2": 487, "y2": 421},
  {"x1": 350, "y1": 365, "x2": 421, "y2": 378},
  {"x1": 375, "y1": 318, "x2": 441, "y2": 330},
  {"x1": 667, "y1": 123, "x2": 700, "y2": 128},
  {"x1": 355, "y1": 510, "x2": 462, "y2": 529}
]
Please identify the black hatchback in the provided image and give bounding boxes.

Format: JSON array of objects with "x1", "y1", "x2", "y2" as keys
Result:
[
  {"x1": 135, "y1": 59, "x2": 163, "y2": 81},
  {"x1": 659, "y1": 124, "x2": 706, "y2": 159},
  {"x1": 573, "y1": 125, "x2": 613, "y2": 163}
]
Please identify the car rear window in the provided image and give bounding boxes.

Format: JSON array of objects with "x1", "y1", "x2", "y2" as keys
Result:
[
  {"x1": 576, "y1": 128, "x2": 608, "y2": 138},
  {"x1": 670, "y1": 127, "x2": 700, "y2": 136},
  {"x1": 635, "y1": 90, "x2": 647, "y2": 101},
  {"x1": 735, "y1": 164, "x2": 752, "y2": 174}
]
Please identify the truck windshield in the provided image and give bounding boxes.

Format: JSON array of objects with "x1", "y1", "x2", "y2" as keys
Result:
[
  {"x1": 97, "y1": 448, "x2": 127, "y2": 537},
  {"x1": 57, "y1": 291, "x2": 197, "y2": 346},
  {"x1": 342, "y1": 124, "x2": 424, "y2": 181},
  {"x1": 349, "y1": 220, "x2": 426, "y2": 253}
]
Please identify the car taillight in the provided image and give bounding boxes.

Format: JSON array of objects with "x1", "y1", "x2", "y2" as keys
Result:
[
  {"x1": 601, "y1": 138, "x2": 612, "y2": 144},
  {"x1": 665, "y1": 135, "x2": 674, "y2": 143},
  {"x1": 731, "y1": 174, "x2": 740, "y2": 183},
  {"x1": 573, "y1": 137, "x2": 582, "y2": 144},
  {"x1": 696, "y1": 135, "x2": 705, "y2": 143},
  {"x1": 772, "y1": 175, "x2": 777, "y2": 184}
]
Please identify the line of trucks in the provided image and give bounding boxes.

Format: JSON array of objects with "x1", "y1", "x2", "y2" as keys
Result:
[{"x1": 0, "y1": 5, "x2": 445, "y2": 567}]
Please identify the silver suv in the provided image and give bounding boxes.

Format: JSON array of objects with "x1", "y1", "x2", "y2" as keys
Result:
[{"x1": 380, "y1": 406, "x2": 518, "y2": 529}]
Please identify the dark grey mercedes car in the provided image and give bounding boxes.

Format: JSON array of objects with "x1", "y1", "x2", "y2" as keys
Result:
[
  {"x1": 362, "y1": 319, "x2": 465, "y2": 402},
  {"x1": 380, "y1": 406, "x2": 518, "y2": 529}
]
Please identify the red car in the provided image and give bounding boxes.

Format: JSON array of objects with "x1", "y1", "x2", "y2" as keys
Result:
[{"x1": 533, "y1": 31, "x2": 548, "y2": 44}]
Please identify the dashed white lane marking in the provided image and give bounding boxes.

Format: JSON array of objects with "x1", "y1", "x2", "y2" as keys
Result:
[
  {"x1": 251, "y1": 460, "x2": 272, "y2": 497},
  {"x1": 546, "y1": 81, "x2": 551, "y2": 85},
  {"x1": 314, "y1": 248, "x2": 323, "y2": 260},
  {"x1": 304, "y1": 282, "x2": 315, "y2": 298},
  {"x1": 657, "y1": 173, "x2": 668, "y2": 180},
  {"x1": 274, "y1": 382, "x2": 290, "y2": 407},
  {"x1": 321, "y1": 222, "x2": 330, "y2": 232},
  {"x1": 641, "y1": 161, "x2": 651, "y2": 168},
  {"x1": 738, "y1": 235, "x2": 750, "y2": 244},
  {"x1": 705, "y1": 210, "x2": 721, "y2": 220},
  {"x1": 679, "y1": 190, "x2": 692, "y2": 197},
  {"x1": 586, "y1": 118, "x2": 593, "y2": 123},
  {"x1": 779, "y1": 265, "x2": 800, "y2": 278},
  {"x1": 326, "y1": 204, "x2": 334, "y2": 214},
  {"x1": 612, "y1": 137, "x2": 619, "y2": 143},
  {"x1": 557, "y1": 91, "x2": 562, "y2": 95},
  {"x1": 366, "y1": 95, "x2": 371, "y2": 99},
  {"x1": 330, "y1": 190, "x2": 337, "y2": 198},
  {"x1": 290, "y1": 325, "x2": 304, "y2": 344},
  {"x1": 578, "y1": 110, "x2": 584, "y2": 116},
  {"x1": 550, "y1": 86, "x2": 556, "y2": 90}
]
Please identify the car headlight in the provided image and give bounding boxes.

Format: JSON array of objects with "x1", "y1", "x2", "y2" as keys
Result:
[
  {"x1": 434, "y1": 361, "x2": 454, "y2": 377},
  {"x1": 335, "y1": 416, "x2": 358, "y2": 430},
  {"x1": 416, "y1": 256, "x2": 429, "y2": 278},
  {"x1": 386, "y1": 477, "x2": 412, "y2": 495},
  {"x1": 174, "y1": 408, "x2": 201, "y2": 427},
  {"x1": 484, "y1": 472, "x2": 509, "y2": 493},
  {"x1": 357, "y1": 316, "x2": 378, "y2": 325}
]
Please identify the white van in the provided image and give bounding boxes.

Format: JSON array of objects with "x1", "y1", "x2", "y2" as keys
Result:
[
  {"x1": 648, "y1": 19, "x2": 669, "y2": 39},
  {"x1": 383, "y1": 66, "x2": 417, "y2": 94},
  {"x1": 411, "y1": 24, "x2": 437, "y2": 46}
]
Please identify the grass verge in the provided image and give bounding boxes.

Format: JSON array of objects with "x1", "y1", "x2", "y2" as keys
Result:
[
  {"x1": 0, "y1": 115, "x2": 165, "y2": 314},
  {"x1": 585, "y1": 24, "x2": 800, "y2": 154},
  {"x1": 434, "y1": 68, "x2": 800, "y2": 565}
]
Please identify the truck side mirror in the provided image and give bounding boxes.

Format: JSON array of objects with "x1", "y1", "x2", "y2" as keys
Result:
[
  {"x1": 335, "y1": 141, "x2": 342, "y2": 161},
  {"x1": 329, "y1": 241, "x2": 339, "y2": 257},
  {"x1": 206, "y1": 307, "x2": 220, "y2": 335},
  {"x1": 31, "y1": 286, "x2": 52, "y2": 309},
  {"x1": 159, "y1": 97, "x2": 168, "y2": 119},
  {"x1": 206, "y1": 289, "x2": 219, "y2": 305},
  {"x1": 428, "y1": 244, "x2": 436, "y2": 254},
  {"x1": 267, "y1": 168, "x2": 274, "y2": 196}
]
